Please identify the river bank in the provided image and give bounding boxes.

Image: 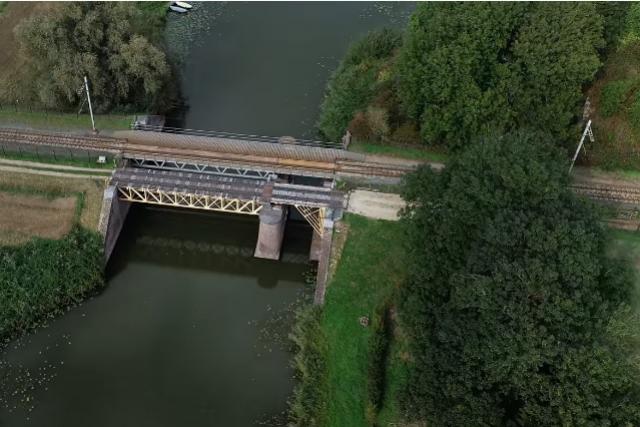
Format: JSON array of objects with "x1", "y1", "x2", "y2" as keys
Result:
[
  {"x1": 0, "y1": 164, "x2": 106, "y2": 346},
  {"x1": 290, "y1": 214, "x2": 408, "y2": 426}
]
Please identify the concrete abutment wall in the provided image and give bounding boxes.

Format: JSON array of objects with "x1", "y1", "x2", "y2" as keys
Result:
[{"x1": 98, "y1": 185, "x2": 131, "y2": 264}]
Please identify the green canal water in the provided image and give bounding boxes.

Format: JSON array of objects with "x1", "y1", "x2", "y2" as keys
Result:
[{"x1": 1, "y1": 3, "x2": 413, "y2": 426}]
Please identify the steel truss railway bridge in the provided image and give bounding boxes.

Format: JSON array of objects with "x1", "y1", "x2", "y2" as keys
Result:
[
  {"x1": 1, "y1": 127, "x2": 639, "y2": 301},
  {"x1": 0, "y1": 127, "x2": 419, "y2": 303}
]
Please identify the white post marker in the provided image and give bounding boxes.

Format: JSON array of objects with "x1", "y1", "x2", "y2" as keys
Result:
[
  {"x1": 84, "y1": 75, "x2": 96, "y2": 132},
  {"x1": 569, "y1": 119, "x2": 594, "y2": 173}
]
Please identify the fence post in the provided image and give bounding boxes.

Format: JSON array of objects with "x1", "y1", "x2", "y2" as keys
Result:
[{"x1": 342, "y1": 130, "x2": 352, "y2": 150}]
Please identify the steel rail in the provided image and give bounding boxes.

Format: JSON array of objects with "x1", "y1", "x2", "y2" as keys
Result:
[{"x1": 570, "y1": 183, "x2": 640, "y2": 205}]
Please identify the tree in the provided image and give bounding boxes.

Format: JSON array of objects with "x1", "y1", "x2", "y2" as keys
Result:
[
  {"x1": 397, "y1": 3, "x2": 604, "y2": 148},
  {"x1": 14, "y1": 2, "x2": 172, "y2": 112},
  {"x1": 400, "y1": 131, "x2": 640, "y2": 425}
]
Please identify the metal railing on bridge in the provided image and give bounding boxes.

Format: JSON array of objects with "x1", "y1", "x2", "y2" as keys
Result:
[{"x1": 131, "y1": 123, "x2": 344, "y2": 149}]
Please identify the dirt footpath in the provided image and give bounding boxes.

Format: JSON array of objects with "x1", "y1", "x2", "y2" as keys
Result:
[
  {"x1": 347, "y1": 190, "x2": 405, "y2": 221},
  {"x1": 0, "y1": 192, "x2": 76, "y2": 244}
]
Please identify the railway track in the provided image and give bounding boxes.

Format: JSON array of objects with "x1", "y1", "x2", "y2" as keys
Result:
[
  {"x1": 0, "y1": 128, "x2": 124, "y2": 152},
  {"x1": 570, "y1": 183, "x2": 640, "y2": 205},
  {"x1": 1, "y1": 128, "x2": 639, "y2": 205}
]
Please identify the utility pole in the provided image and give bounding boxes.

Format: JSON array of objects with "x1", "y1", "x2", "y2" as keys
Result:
[
  {"x1": 569, "y1": 119, "x2": 594, "y2": 173},
  {"x1": 84, "y1": 76, "x2": 96, "y2": 133}
]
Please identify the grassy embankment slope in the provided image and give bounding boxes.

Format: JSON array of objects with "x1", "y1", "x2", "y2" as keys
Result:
[
  {"x1": 305, "y1": 215, "x2": 408, "y2": 426},
  {"x1": 0, "y1": 108, "x2": 135, "y2": 132}
]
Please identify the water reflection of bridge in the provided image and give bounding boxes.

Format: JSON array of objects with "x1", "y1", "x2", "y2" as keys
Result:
[{"x1": 135, "y1": 235, "x2": 310, "y2": 265}]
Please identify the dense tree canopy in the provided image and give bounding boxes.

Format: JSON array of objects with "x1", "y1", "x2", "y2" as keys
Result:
[
  {"x1": 397, "y1": 3, "x2": 604, "y2": 147},
  {"x1": 400, "y1": 131, "x2": 640, "y2": 425},
  {"x1": 14, "y1": 2, "x2": 172, "y2": 112}
]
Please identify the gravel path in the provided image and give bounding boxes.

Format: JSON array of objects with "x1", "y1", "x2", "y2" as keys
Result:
[
  {"x1": 347, "y1": 190, "x2": 405, "y2": 221},
  {"x1": 0, "y1": 164, "x2": 109, "y2": 180},
  {"x1": 0, "y1": 158, "x2": 111, "y2": 173}
]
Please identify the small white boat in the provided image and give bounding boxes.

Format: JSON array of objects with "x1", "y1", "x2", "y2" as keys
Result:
[
  {"x1": 173, "y1": 1, "x2": 192, "y2": 9},
  {"x1": 169, "y1": 4, "x2": 188, "y2": 13}
]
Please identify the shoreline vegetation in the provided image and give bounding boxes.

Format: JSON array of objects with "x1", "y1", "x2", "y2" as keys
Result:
[
  {"x1": 289, "y1": 215, "x2": 408, "y2": 426},
  {"x1": 324, "y1": 3, "x2": 640, "y2": 174},
  {"x1": 0, "y1": 169, "x2": 105, "y2": 345},
  {"x1": 0, "y1": 227, "x2": 104, "y2": 345}
]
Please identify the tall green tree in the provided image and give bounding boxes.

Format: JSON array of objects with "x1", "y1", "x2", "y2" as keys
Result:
[
  {"x1": 397, "y1": 3, "x2": 604, "y2": 147},
  {"x1": 14, "y1": 2, "x2": 172, "y2": 112},
  {"x1": 400, "y1": 131, "x2": 640, "y2": 425}
]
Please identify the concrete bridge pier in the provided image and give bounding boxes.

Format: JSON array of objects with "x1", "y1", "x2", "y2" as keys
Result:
[
  {"x1": 254, "y1": 204, "x2": 288, "y2": 260},
  {"x1": 98, "y1": 185, "x2": 131, "y2": 263}
]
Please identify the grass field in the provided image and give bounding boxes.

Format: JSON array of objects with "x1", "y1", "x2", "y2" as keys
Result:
[
  {"x1": 320, "y1": 214, "x2": 407, "y2": 426},
  {"x1": 0, "y1": 170, "x2": 106, "y2": 235},
  {"x1": 0, "y1": 150, "x2": 116, "y2": 170},
  {"x1": 0, "y1": 192, "x2": 77, "y2": 245},
  {"x1": 349, "y1": 140, "x2": 448, "y2": 163},
  {"x1": 0, "y1": 108, "x2": 135, "y2": 132}
]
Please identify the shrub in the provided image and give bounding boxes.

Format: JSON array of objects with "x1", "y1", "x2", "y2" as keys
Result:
[
  {"x1": 0, "y1": 227, "x2": 104, "y2": 342},
  {"x1": 390, "y1": 123, "x2": 422, "y2": 146},
  {"x1": 288, "y1": 305, "x2": 327, "y2": 427},
  {"x1": 317, "y1": 28, "x2": 401, "y2": 142},
  {"x1": 366, "y1": 304, "x2": 392, "y2": 414},
  {"x1": 629, "y1": 93, "x2": 640, "y2": 131},
  {"x1": 348, "y1": 111, "x2": 373, "y2": 141},
  {"x1": 622, "y1": 2, "x2": 640, "y2": 46},
  {"x1": 600, "y1": 79, "x2": 635, "y2": 117},
  {"x1": 365, "y1": 106, "x2": 390, "y2": 141}
]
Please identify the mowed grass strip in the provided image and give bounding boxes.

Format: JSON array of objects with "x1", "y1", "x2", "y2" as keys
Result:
[
  {"x1": 349, "y1": 140, "x2": 448, "y2": 163},
  {"x1": 321, "y1": 214, "x2": 407, "y2": 426},
  {"x1": 0, "y1": 170, "x2": 106, "y2": 231},
  {"x1": 0, "y1": 108, "x2": 135, "y2": 132}
]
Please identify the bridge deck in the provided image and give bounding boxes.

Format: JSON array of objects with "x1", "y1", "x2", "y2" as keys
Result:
[
  {"x1": 0, "y1": 127, "x2": 415, "y2": 180},
  {"x1": 111, "y1": 168, "x2": 345, "y2": 209},
  {"x1": 112, "y1": 168, "x2": 266, "y2": 201},
  {"x1": 114, "y1": 130, "x2": 364, "y2": 163}
]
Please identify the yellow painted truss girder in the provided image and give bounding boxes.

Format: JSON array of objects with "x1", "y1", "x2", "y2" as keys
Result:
[
  {"x1": 117, "y1": 186, "x2": 262, "y2": 215},
  {"x1": 295, "y1": 205, "x2": 325, "y2": 236}
]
